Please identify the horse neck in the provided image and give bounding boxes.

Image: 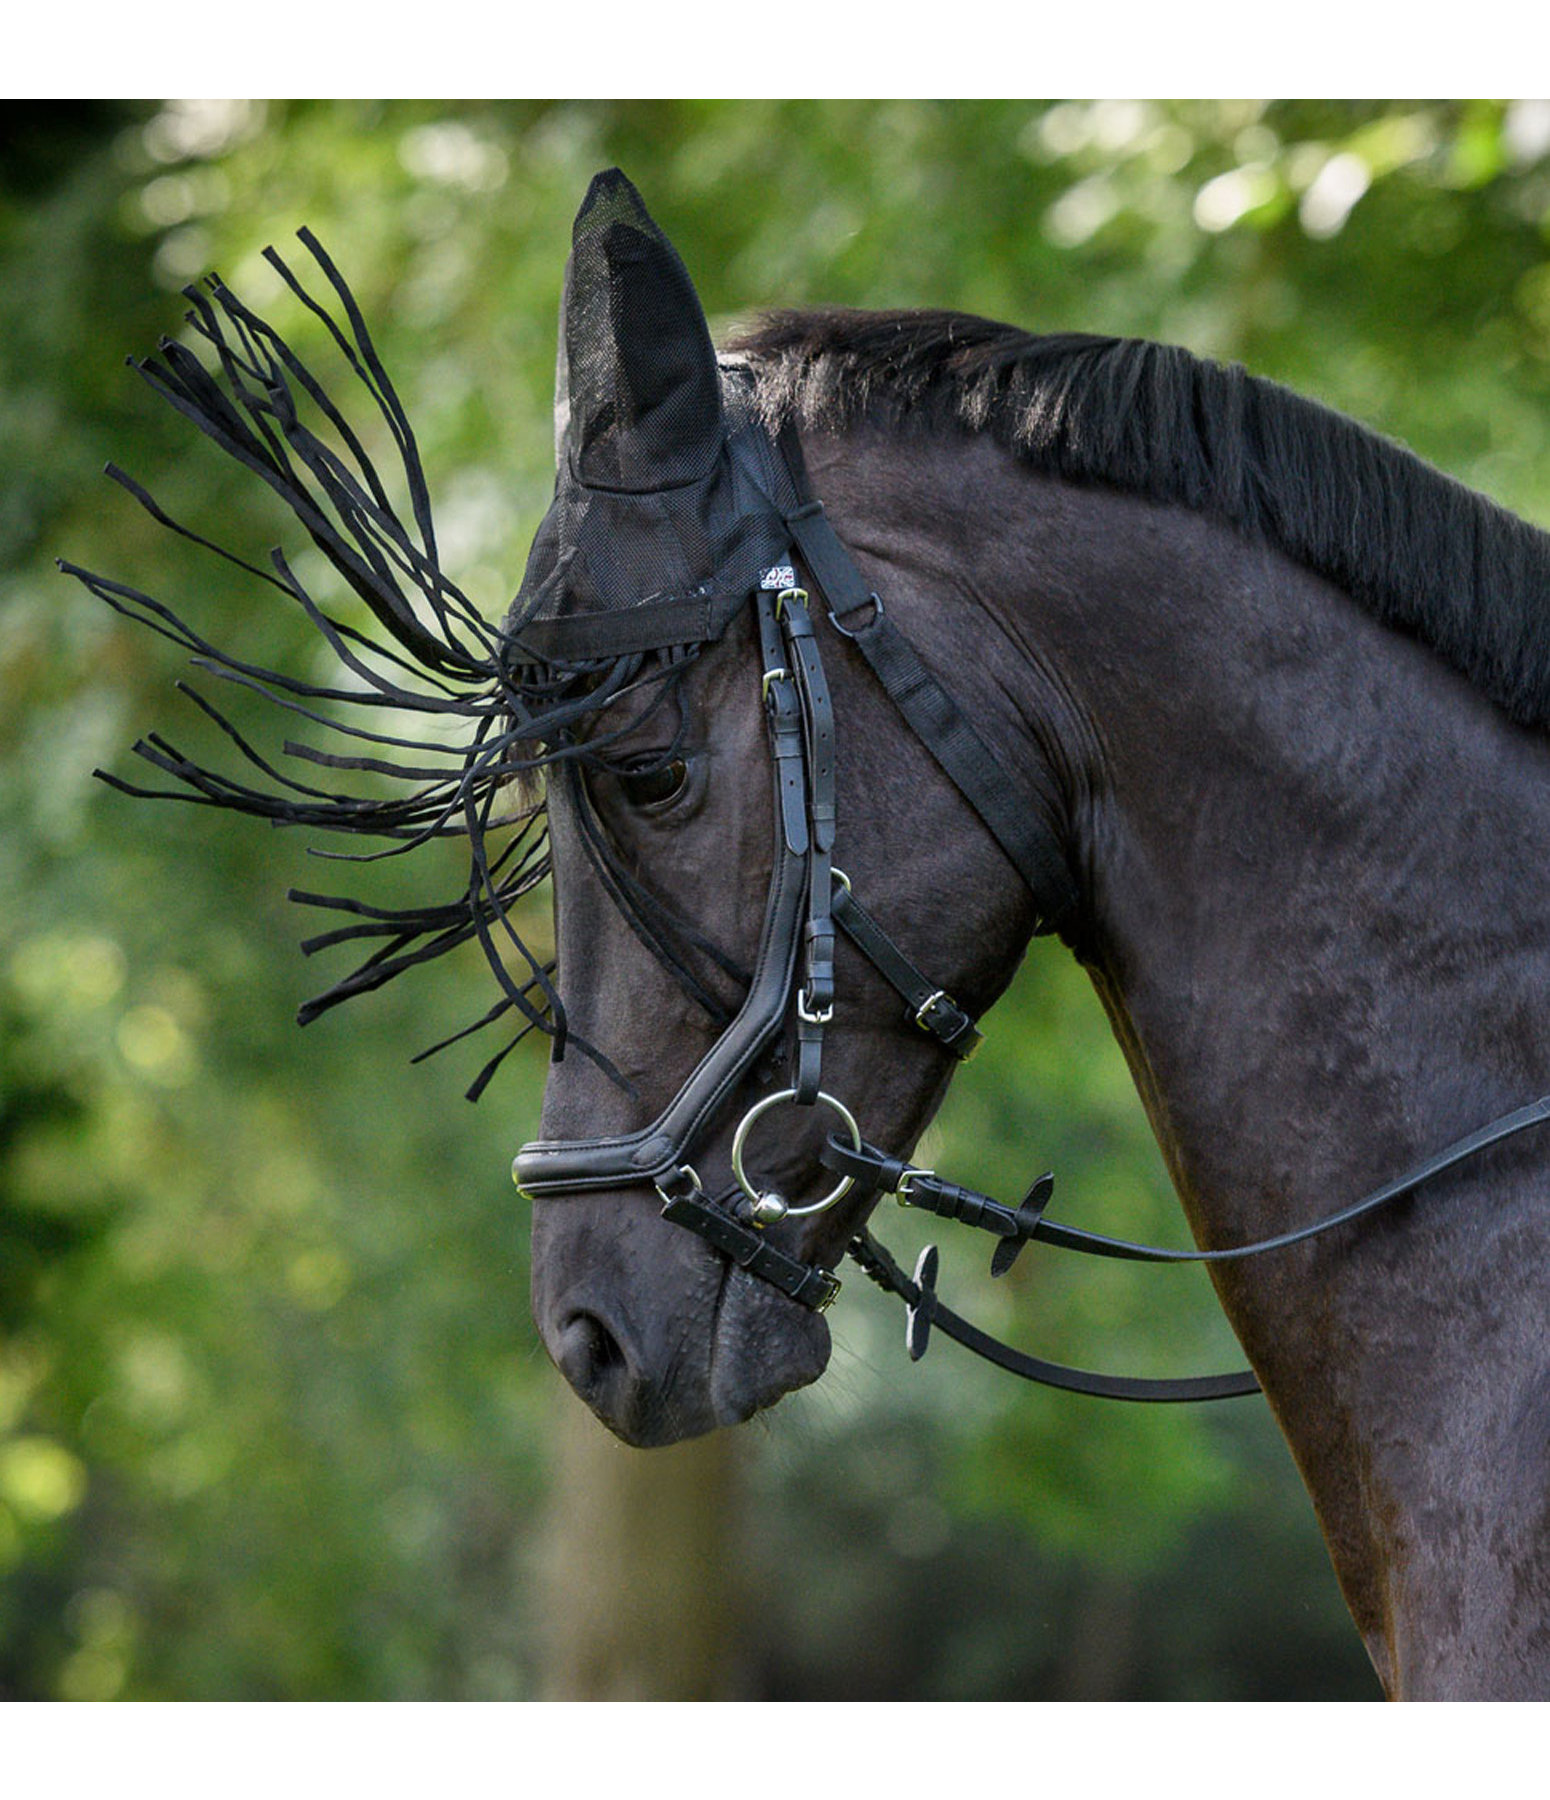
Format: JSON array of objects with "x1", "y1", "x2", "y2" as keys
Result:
[
  {"x1": 1016, "y1": 464, "x2": 1550, "y2": 1698},
  {"x1": 811, "y1": 425, "x2": 1550, "y2": 1695},
  {"x1": 1007, "y1": 475, "x2": 1550, "y2": 1232}
]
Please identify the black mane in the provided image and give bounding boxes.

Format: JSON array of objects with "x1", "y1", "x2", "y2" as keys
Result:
[{"x1": 734, "y1": 308, "x2": 1550, "y2": 731}]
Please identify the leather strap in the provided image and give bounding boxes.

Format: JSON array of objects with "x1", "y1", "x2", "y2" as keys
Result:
[
  {"x1": 831, "y1": 1093, "x2": 1550, "y2": 1270},
  {"x1": 1022, "y1": 1092, "x2": 1550, "y2": 1266},
  {"x1": 757, "y1": 585, "x2": 809, "y2": 857},
  {"x1": 832, "y1": 883, "x2": 982, "y2": 1058},
  {"x1": 781, "y1": 588, "x2": 837, "y2": 1104},
  {"x1": 659, "y1": 1178, "x2": 841, "y2": 1312},
  {"x1": 846, "y1": 1231, "x2": 1262, "y2": 1402},
  {"x1": 778, "y1": 491, "x2": 1080, "y2": 934}
]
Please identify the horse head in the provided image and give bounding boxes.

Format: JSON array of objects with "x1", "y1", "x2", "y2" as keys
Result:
[{"x1": 506, "y1": 172, "x2": 1048, "y2": 1443}]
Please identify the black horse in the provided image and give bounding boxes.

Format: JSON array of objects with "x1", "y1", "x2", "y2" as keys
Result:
[{"x1": 77, "y1": 173, "x2": 1550, "y2": 1699}]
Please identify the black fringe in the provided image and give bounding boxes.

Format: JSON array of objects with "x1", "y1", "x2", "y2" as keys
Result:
[{"x1": 62, "y1": 232, "x2": 635, "y2": 1098}]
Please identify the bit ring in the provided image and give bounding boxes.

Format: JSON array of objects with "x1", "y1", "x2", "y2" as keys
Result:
[{"x1": 731, "y1": 1088, "x2": 861, "y2": 1219}]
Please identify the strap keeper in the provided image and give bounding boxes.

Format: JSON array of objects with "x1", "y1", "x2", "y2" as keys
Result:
[{"x1": 819, "y1": 1133, "x2": 916, "y2": 1203}]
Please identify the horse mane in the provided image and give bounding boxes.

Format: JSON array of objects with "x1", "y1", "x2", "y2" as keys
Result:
[{"x1": 732, "y1": 308, "x2": 1550, "y2": 731}]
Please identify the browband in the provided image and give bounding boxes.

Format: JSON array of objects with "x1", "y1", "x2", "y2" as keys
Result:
[{"x1": 507, "y1": 590, "x2": 749, "y2": 665}]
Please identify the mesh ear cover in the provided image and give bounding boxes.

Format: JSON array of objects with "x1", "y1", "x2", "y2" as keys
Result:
[
  {"x1": 562, "y1": 171, "x2": 723, "y2": 491},
  {"x1": 510, "y1": 169, "x2": 794, "y2": 633}
]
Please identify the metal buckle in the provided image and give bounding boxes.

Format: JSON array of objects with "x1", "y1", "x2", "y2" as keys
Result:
[
  {"x1": 774, "y1": 586, "x2": 809, "y2": 621},
  {"x1": 761, "y1": 667, "x2": 790, "y2": 701},
  {"x1": 894, "y1": 1164, "x2": 932, "y2": 1204},
  {"x1": 797, "y1": 989, "x2": 833, "y2": 1026},
  {"x1": 653, "y1": 1163, "x2": 702, "y2": 1205},
  {"x1": 914, "y1": 990, "x2": 949, "y2": 1031}
]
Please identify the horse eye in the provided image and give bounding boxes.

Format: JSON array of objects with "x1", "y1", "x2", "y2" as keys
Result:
[{"x1": 617, "y1": 757, "x2": 688, "y2": 809}]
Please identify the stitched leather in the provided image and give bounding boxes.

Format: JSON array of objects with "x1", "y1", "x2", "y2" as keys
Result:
[
  {"x1": 660, "y1": 1188, "x2": 840, "y2": 1311},
  {"x1": 776, "y1": 477, "x2": 1080, "y2": 934},
  {"x1": 831, "y1": 884, "x2": 982, "y2": 1058}
]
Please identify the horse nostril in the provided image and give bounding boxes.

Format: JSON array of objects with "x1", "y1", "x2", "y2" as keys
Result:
[
  {"x1": 556, "y1": 1307, "x2": 629, "y2": 1400},
  {"x1": 543, "y1": 1295, "x2": 701, "y2": 1445}
]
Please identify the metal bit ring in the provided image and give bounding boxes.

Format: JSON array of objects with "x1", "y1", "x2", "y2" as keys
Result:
[{"x1": 731, "y1": 1088, "x2": 862, "y2": 1219}]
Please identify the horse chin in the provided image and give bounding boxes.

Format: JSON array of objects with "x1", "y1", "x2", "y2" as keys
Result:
[
  {"x1": 581, "y1": 1267, "x2": 831, "y2": 1450},
  {"x1": 707, "y1": 1266, "x2": 832, "y2": 1433}
]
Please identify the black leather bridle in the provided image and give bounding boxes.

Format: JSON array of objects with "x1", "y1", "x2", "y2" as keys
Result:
[{"x1": 513, "y1": 413, "x2": 1550, "y2": 1403}]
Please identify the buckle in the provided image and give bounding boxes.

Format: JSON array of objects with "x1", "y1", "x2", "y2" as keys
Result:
[
  {"x1": 652, "y1": 1163, "x2": 702, "y2": 1205},
  {"x1": 913, "y1": 989, "x2": 981, "y2": 1058},
  {"x1": 797, "y1": 989, "x2": 833, "y2": 1026},
  {"x1": 913, "y1": 989, "x2": 949, "y2": 1031},
  {"x1": 893, "y1": 1164, "x2": 932, "y2": 1204}
]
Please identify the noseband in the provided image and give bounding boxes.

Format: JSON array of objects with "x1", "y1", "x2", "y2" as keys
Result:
[{"x1": 513, "y1": 413, "x2": 1550, "y2": 1403}]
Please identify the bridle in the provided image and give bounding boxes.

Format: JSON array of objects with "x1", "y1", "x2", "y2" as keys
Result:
[{"x1": 513, "y1": 401, "x2": 1550, "y2": 1404}]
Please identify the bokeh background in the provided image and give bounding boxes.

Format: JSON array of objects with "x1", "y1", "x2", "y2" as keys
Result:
[{"x1": 5, "y1": 97, "x2": 1550, "y2": 1701}]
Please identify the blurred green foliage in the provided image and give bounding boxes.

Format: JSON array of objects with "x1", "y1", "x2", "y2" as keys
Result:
[{"x1": 5, "y1": 98, "x2": 1550, "y2": 1699}]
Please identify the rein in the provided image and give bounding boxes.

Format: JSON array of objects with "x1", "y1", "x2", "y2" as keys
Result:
[
  {"x1": 514, "y1": 412, "x2": 1550, "y2": 1404},
  {"x1": 826, "y1": 1095, "x2": 1550, "y2": 1400}
]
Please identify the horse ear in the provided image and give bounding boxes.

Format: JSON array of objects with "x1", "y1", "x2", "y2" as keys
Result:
[{"x1": 556, "y1": 168, "x2": 723, "y2": 493}]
